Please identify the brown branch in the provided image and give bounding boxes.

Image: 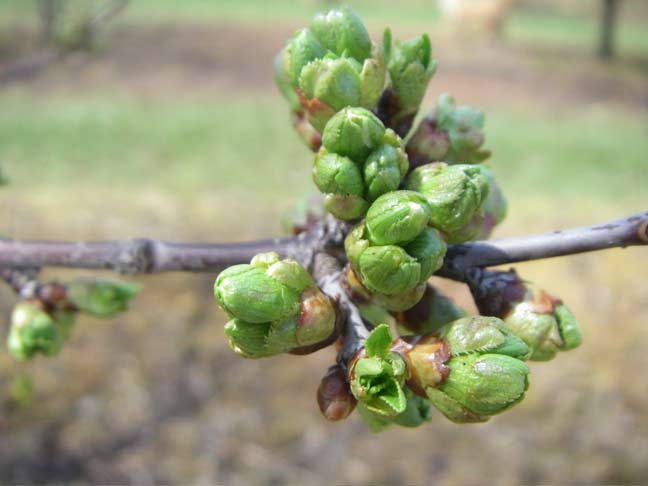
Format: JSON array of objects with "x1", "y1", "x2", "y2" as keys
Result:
[
  {"x1": 0, "y1": 212, "x2": 645, "y2": 279},
  {"x1": 311, "y1": 253, "x2": 369, "y2": 368},
  {"x1": 0, "y1": 217, "x2": 348, "y2": 275},
  {"x1": 436, "y1": 210, "x2": 648, "y2": 280}
]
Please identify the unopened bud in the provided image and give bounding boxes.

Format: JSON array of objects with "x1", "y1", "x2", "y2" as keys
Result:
[
  {"x1": 66, "y1": 279, "x2": 140, "y2": 317},
  {"x1": 317, "y1": 365, "x2": 357, "y2": 421},
  {"x1": 215, "y1": 253, "x2": 336, "y2": 358},
  {"x1": 405, "y1": 162, "x2": 489, "y2": 235},
  {"x1": 8, "y1": 301, "x2": 62, "y2": 360}
]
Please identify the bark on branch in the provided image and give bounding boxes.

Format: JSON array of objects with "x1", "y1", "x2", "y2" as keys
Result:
[{"x1": 0, "y1": 211, "x2": 646, "y2": 281}]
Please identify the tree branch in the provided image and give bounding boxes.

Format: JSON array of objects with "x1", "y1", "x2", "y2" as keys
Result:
[
  {"x1": 0, "y1": 217, "x2": 348, "y2": 274},
  {"x1": 436, "y1": 211, "x2": 648, "y2": 280},
  {"x1": 313, "y1": 253, "x2": 369, "y2": 368},
  {"x1": 0, "y1": 212, "x2": 645, "y2": 278}
]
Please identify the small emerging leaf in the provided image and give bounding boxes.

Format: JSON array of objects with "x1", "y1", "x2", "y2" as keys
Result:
[{"x1": 364, "y1": 323, "x2": 393, "y2": 357}]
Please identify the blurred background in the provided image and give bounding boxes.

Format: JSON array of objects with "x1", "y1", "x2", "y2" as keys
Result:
[{"x1": 0, "y1": 0, "x2": 646, "y2": 483}]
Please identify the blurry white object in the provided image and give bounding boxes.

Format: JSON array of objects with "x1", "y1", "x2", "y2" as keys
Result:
[{"x1": 438, "y1": 0, "x2": 515, "y2": 38}]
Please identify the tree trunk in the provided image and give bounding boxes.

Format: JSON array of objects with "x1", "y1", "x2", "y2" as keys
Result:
[
  {"x1": 38, "y1": 0, "x2": 61, "y2": 44},
  {"x1": 599, "y1": 0, "x2": 620, "y2": 60}
]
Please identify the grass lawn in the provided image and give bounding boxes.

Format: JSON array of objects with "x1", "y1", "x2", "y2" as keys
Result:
[{"x1": 1, "y1": 91, "x2": 644, "y2": 225}]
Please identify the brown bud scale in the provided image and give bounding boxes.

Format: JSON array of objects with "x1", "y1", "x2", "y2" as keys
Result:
[{"x1": 317, "y1": 365, "x2": 357, "y2": 421}]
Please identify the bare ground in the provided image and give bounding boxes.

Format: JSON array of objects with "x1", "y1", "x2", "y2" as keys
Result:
[{"x1": 1, "y1": 22, "x2": 647, "y2": 110}]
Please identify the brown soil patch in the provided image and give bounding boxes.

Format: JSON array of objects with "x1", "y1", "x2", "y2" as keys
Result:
[{"x1": 1, "y1": 22, "x2": 647, "y2": 111}]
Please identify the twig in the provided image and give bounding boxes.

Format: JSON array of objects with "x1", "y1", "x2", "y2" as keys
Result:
[
  {"x1": 436, "y1": 211, "x2": 648, "y2": 281},
  {"x1": 0, "y1": 217, "x2": 347, "y2": 274},
  {"x1": 313, "y1": 253, "x2": 369, "y2": 367},
  {"x1": 1, "y1": 268, "x2": 40, "y2": 298},
  {"x1": 0, "y1": 212, "x2": 645, "y2": 279}
]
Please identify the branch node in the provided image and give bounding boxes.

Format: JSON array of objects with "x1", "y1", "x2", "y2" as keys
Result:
[
  {"x1": 638, "y1": 220, "x2": 648, "y2": 244},
  {"x1": 117, "y1": 239, "x2": 153, "y2": 275}
]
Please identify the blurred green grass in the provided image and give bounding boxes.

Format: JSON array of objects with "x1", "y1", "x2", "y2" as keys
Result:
[{"x1": 1, "y1": 91, "x2": 645, "y2": 215}]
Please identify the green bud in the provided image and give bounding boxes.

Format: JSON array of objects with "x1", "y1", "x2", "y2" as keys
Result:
[
  {"x1": 215, "y1": 255, "x2": 336, "y2": 358},
  {"x1": 365, "y1": 190, "x2": 431, "y2": 246},
  {"x1": 317, "y1": 111, "x2": 410, "y2": 217},
  {"x1": 284, "y1": 28, "x2": 326, "y2": 87},
  {"x1": 274, "y1": 51, "x2": 301, "y2": 112},
  {"x1": 344, "y1": 223, "x2": 370, "y2": 269},
  {"x1": 363, "y1": 141, "x2": 409, "y2": 202},
  {"x1": 395, "y1": 285, "x2": 466, "y2": 336},
  {"x1": 313, "y1": 152, "x2": 364, "y2": 196},
  {"x1": 426, "y1": 353, "x2": 529, "y2": 423},
  {"x1": 345, "y1": 195, "x2": 447, "y2": 299},
  {"x1": 358, "y1": 45, "x2": 388, "y2": 109},
  {"x1": 265, "y1": 258, "x2": 313, "y2": 295},
  {"x1": 388, "y1": 34, "x2": 437, "y2": 117},
  {"x1": 215, "y1": 262, "x2": 302, "y2": 323},
  {"x1": 439, "y1": 316, "x2": 530, "y2": 359},
  {"x1": 299, "y1": 56, "x2": 362, "y2": 118},
  {"x1": 372, "y1": 282, "x2": 426, "y2": 312},
  {"x1": 66, "y1": 279, "x2": 140, "y2": 317},
  {"x1": 402, "y1": 228, "x2": 447, "y2": 281},
  {"x1": 8, "y1": 302, "x2": 63, "y2": 360},
  {"x1": 405, "y1": 163, "x2": 489, "y2": 234},
  {"x1": 477, "y1": 166, "x2": 508, "y2": 239},
  {"x1": 503, "y1": 287, "x2": 582, "y2": 361},
  {"x1": 250, "y1": 251, "x2": 280, "y2": 269},
  {"x1": 309, "y1": 6, "x2": 371, "y2": 61},
  {"x1": 323, "y1": 193, "x2": 369, "y2": 220},
  {"x1": 321, "y1": 107, "x2": 385, "y2": 162},
  {"x1": 435, "y1": 93, "x2": 490, "y2": 164},
  {"x1": 264, "y1": 319, "x2": 299, "y2": 354},
  {"x1": 313, "y1": 151, "x2": 369, "y2": 220},
  {"x1": 277, "y1": 8, "x2": 387, "y2": 134},
  {"x1": 359, "y1": 245, "x2": 421, "y2": 296},
  {"x1": 349, "y1": 324, "x2": 408, "y2": 417},
  {"x1": 344, "y1": 262, "x2": 426, "y2": 313},
  {"x1": 405, "y1": 115, "x2": 450, "y2": 168},
  {"x1": 395, "y1": 316, "x2": 530, "y2": 423},
  {"x1": 445, "y1": 211, "x2": 485, "y2": 244},
  {"x1": 294, "y1": 287, "x2": 337, "y2": 345},
  {"x1": 224, "y1": 318, "x2": 274, "y2": 359}
]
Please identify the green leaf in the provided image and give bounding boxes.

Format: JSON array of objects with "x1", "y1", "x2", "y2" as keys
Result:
[
  {"x1": 67, "y1": 279, "x2": 140, "y2": 317},
  {"x1": 353, "y1": 356, "x2": 385, "y2": 377},
  {"x1": 375, "y1": 377, "x2": 407, "y2": 414},
  {"x1": 357, "y1": 403, "x2": 393, "y2": 433},
  {"x1": 394, "y1": 391, "x2": 431, "y2": 428},
  {"x1": 364, "y1": 323, "x2": 392, "y2": 358}
]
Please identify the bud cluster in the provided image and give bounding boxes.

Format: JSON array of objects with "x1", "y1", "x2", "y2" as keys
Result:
[
  {"x1": 344, "y1": 191, "x2": 447, "y2": 309},
  {"x1": 405, "y1": 162, "x2": 494, "y2": 243},
  {"x1": 213, "y1": 252, "x2": 336, "y2": 358},
  {"x1": 211, "y1": 5, "x2": 585, "y2": 433},
  {"x1": 276, "y1": 6, "x2": 387, "y2": 133},
  {"x1": 407, "y1": 93, "x2": 491, "y2": 168},
  {"x1": 7, "y1": 279, "x2": 139, "y2": 360},
  {"x1": 313, "y1": 107, "x2": 409, "y2": 220},
  {"x1": 471, "y1": 271, "x2": 582, "y2": 361},
  {"x1": 343, "y1": 317, "x2": 531, "y2": 430}
]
